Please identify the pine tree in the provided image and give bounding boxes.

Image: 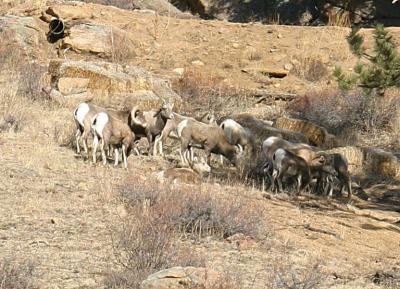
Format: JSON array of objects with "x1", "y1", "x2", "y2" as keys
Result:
[{"x1": 334, "y1": 24, "x2": 400, "y2": 96}]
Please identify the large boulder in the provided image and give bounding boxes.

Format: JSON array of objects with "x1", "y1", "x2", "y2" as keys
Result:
[
  {"x1": 61, "y1": 23, "x2": 134, "y2": 57},
  {"x1": 140, "y1": 267, "x2": 220, "y2": 289},
  {"x1": 48, "y1": 60, "x2": 182, "y2": 108},
  {"x1": 45, "y1": 1, "x2": 187, "y2": 20},
  {"x1": 0, "y1": 15, "x2": 49, "y2": 61},
  {"x1": 273, "y1": 116, "x2": 338, "y2": 149}
]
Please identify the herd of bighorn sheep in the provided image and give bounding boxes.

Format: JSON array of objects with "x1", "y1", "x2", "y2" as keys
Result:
[{"x1": 73, "y1": 101, "x2": 352, "y2": 198}]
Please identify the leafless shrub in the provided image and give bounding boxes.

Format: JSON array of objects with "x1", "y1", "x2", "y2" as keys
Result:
[
  {"x1": 110, "y1": 32, "x2": 137, "y2": 64},
  {"x1": 270, "y1": 260, "x2": 327, "y2": 289},
  {"x1": 17, "y1": 63, "x2": 46, "y2": 102},
  {"x1": 106, "y1": 201, "x2": 203, "y2": 289},
  {"x1": 288, "y1": 89, "x2": 400, "y2": 137},
  {"x1": 173, "y1": 68, "x2": 251, "y2": 117},
  {"x1": 0, "y1": 114, "x2": 22, "y2": 133},
  {"x1": 0, "y1": 258, "x2": 38, "y2": 289},
  {"x1": 371, "y1": 269, "x2": 400, "y2": 288},
  {"x1": 119, "y1": 181, "x2": 269, "y2": 240},
  {"x1": 292, "y1": 57, "x2": 328, "y2": 82}
]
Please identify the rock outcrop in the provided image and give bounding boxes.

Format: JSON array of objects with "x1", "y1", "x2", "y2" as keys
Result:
[
  {"x1": 274, "y1": 116, "x2": 338, "y2": 149},
  {"x1": 48, "y1": 60, "x2": 182, "y2": 108}
]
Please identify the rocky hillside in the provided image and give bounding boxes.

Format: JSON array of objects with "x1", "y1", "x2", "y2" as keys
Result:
[{"x1": 0, "y1": 1, "x2": 399, "y2": 289}]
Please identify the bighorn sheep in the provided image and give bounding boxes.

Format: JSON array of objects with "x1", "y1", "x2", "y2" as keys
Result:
[
  {"x1": 73, "y1": 103, "x2": 104, "y2": 155},
  {"x1": 262, "y1": 136, "x2": 335, "y2": 189},
  {"x1": 91, "y1": 112, "x2": 135, "y2": 168},
  {"x1": 130, "y1": 103, "x2": 174, "y2": 156},
  {"x1": 318, "y1": 153, "x2": 352, "y2": 198},
  {"x1": 156, "y1": 157, "x2": 211, "y2": 184},
  {"x1": 220, "y1": 119, "x2": 254, "y2": 152},
  {"x1": 155, "y1": 111, "x2": 216, "y2": 156},
  {"x1": 177, "y1": 119, "x2": 240, "y2": 166},
  {"x1": 271, "y1": 148, "x2": 312, "y2": 194}
]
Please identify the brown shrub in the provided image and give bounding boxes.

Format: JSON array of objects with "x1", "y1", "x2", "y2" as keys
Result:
[
  {"x1": 0, "y1": 258, "x2": 38, "y2": 289},
  {"x1": 292, "y1": 56, "x2": 329, "y2": 82},
  {"x1": 270, "y1": 260, "x2": 327, "y2": 289},
  {"x1": 106, "y1": 211, "x2": 203, "y2": 289},
  {"x1": 173, "y1": 68, "x2": 251, "y2": 118},
  {"x1": 288, "y1": 89, "x2": 400, "y2": 139},
  {"x1": 119, "y1": 182, "x2": 269, "y2": 241}
]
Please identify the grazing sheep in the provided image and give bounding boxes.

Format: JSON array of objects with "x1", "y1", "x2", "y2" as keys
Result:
[
  {"x1": 130, "y1": 103, "x2": 174, "y2": 156},
  {"x1": 91, "y1": 112, "x2": 135, "y2": 168},
  {"x1": 73, "y1": 103, "x2": 104, "y2": 155},
  {"x1": 262, "y1": 136, "x2": 334, "y2": 189},
  {"x1": 177, "y1": 119, "x2": 240, "y2": 166},
  {"x1": 318, "y1": 153, "x2": 352, "y2": 198},
  {"x1": 220, "y1": 118, "x2": 255, "y2": 154},
  {"x1": 271, "y1": 148, "x2": 311, "y2": 194},
  {"x1": 156, "y1": 111, "x2": 216, "y2": 156},
  {"x1": 156, "y1": 157, "x2": 211, "y2": 184}
]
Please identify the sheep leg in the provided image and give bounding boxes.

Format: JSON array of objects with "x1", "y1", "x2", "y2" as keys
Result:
[
  {"x1": 122, "y1": 144, "x2": 128, "y2": 169},
  {"x1": 296, "y1": 174, "x2": 302, "y2": 195},
  {"x1": 153, "y1": 135, "x2": 160, "y2": 157},
  {"x1": 347, "y1": 178, "x2": 352, "y2": 199},
  {"x1": 75, "y1": 129, "x2": 81, "y2": 154},
  {"x1": 82, "y1": 131, "x2": 89, "y2": 155},
  {"x1": 190, "y1": 147, "x2": 194, "y2": 162},
  {"x1": 92, "y1": 135, "x2": 99, "y2": 164},
  {"x1": 271, "y1": 169, "x2": 278, "y2": 193},
  {"x1": 114, "y1": 147, "x2": 119, "y2": 167},
  {"x1": 179, "y1": 148, "x2": 186, "y2": 165},
  {"x1": 158, "y1": 137, "x2": 163, "y2": 156},
  {"x1": 101, "y1": 139, "x2": 108, "y2": 166}
]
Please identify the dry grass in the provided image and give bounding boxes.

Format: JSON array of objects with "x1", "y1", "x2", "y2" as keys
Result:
[
  {"x1": 288, "y1": 89, "x2": 400, "y2": 147},
  {"x1": 327, "y1": 9, "x2": 351, "y2": 27},
  {"x1": 270, "y1": 259, "x2": 327, "y2": 289},
  {"x1": 0, "y1": 258, "x2": 38, "y2": 289},
  {"x1": 292, "y1": 56, "x2": 329, "y2": 82},
  {"x1": 173, "y1": 67, "x2": 252, "y2": 118},
  {"x1": 110, "y1": 30, "x2": 137, "y2": 65},
  {"x1": 104, "y1": 179, "x2": 269, "y2": 288},
  {"x1": 118, "y1": 181, "x2": 269, "y2": 240}
]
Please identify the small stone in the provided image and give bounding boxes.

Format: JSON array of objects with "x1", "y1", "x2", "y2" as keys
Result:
[
  {"x1": 284, "y1": 63, "x2": 293, "y2": 71},
  {"x1": 274, "y1": 83, "x2": 281, "y2": 88},
  {"x1": 277, "y1": 33, "x2": 283, "y2": 39},
  {"x1": 173, "y1": 68, "x2": 184, "y2": 75},
  {"x1": 270, "y1": 48, "x2": 278, "y2": 53},
  {"x1": 232, "y1": 43, "x2": 239, "y2": 48},
  {"x1": 191, "y1": 60, "x2": 205, "y2": 66}
]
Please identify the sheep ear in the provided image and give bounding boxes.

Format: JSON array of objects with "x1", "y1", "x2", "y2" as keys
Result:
[{"x1": 153, "y1": 109, "x2": 161, "y2": 117}]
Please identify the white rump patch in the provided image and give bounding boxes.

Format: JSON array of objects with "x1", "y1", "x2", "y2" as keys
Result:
[
  {"x1": 75, "y1": 103, "x2": 90, "y2": 126},
  {"x1": 93, "y1": 112, "x2": 109, "y2": 138}
]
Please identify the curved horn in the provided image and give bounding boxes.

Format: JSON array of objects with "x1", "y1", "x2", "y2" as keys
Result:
[{"x1": 130, "y1": 106, "x2": 147, "y2": 128}]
